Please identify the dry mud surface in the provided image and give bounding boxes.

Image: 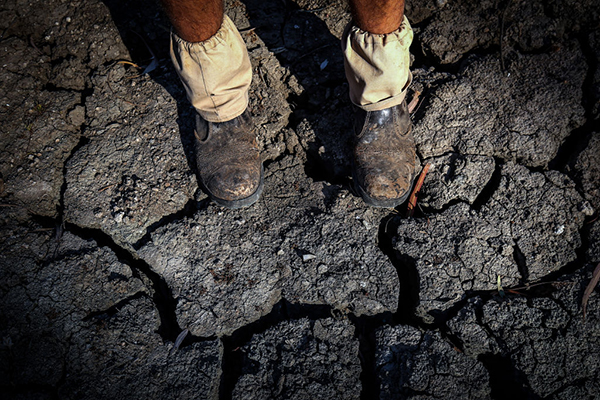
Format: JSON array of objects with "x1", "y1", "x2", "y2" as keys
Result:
[{"x1": 1, "y1": 0, "x2": 599, "y2": 399}]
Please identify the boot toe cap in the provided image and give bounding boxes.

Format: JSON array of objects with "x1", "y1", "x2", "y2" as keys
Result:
[{"x1": 205, "y1": 164, "x2": 262, "y2": 202}]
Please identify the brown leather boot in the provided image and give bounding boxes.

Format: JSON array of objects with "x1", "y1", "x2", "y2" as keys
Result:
[
  {"x1": 352, "y1": 100, "x2": 416, "y2": 208},
  {"x1": 194, "y1": 109, "x2": 263, "y2": 209}
]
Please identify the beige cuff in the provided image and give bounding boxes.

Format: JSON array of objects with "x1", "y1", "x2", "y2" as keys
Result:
[
  {"x1": 169, "y1": 15, "x2": 252, "y2": 123},
  {"x1": 342, "y1": 16, "x2": 413, "y2": 111}
]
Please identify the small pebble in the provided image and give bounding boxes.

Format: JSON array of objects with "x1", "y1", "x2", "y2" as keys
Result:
[
  {"x1": 302, "y1": 254, "x2": 316, "y2": 262},
  {"x1": 578, "y1": 200, "x2": 595, "y2": 216}
]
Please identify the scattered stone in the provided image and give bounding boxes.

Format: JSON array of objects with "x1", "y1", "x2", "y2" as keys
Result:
[
  {"x1": 242, "y1": 0, "x2": 353, "y2": 180},
  {"x1": 375, "y1": 325, "x2": 490, "y2": 399},
  {"x1": 0, "y1": 0, "x2": 129, "y2": 201},
  {"x1": 137, "y1": 158, "x2": 398, "y2": 337},
  {"x1": 43, "y1": 0, "x2": 128, "y2": 69},
  {"x1": 1, "y1": 0, "x2": 598, "y2": 396},
  {"x1": 302, "y1": 253, "x2": 316, "y2": 262},
  {"x1": 419, "y1": 153, "x2": 496, "y2": 210},
  {"x1": 62, "y1": 2, "x2": 298, "y2": 248},
  {"x1": 414, "y1": 44, "x2": 586, "y2": 167},
  {"x1": 233, "y1": 318, "x2": 361, "y2": 399}
]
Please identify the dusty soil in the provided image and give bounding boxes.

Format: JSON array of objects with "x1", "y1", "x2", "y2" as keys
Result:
[{"x1": 1, "y1": 0, "x2": 599, "y2": 398}]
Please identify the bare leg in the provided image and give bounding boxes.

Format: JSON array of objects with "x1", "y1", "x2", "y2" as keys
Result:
[
  {"x1": 160, "y1": 0, "x2": 223, "y2": 42},
  {"x1": 349, "y1": 0, "x2": 405, "y2": 34}
]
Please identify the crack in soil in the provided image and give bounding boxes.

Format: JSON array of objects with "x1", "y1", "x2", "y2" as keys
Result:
[
  {"x1": 27, "y1": 218, "x2": 185, "y2": 344},
  {"x1": 3, "y1": 0, "x2": 599, "y2": 397},
  {"x1": 548, "y1": 35, "x2": 600, "y2": 176},
  {"x1": 82, "y1": 291, "x2": 148, "y2": 322},
  {"x1": 131, "y1": 197, "x2": 209, "y2": 250},
  {"x1": 218, "y1": 300, "x2": 335, "y2": 400}
]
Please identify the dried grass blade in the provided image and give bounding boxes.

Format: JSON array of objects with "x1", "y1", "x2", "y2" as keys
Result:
[
  {"x1": 406, "y1": 163, "x2": 430, "y2": 218},
  {"x1": 173, "y1": 328, "x2": 189, "y2": 350},
  {"x1": 117, "y1": 60, "x2": 140, "y2": 68},
  {"x1": 582, "y1": 262, "x2": 600, "y2": 321}
]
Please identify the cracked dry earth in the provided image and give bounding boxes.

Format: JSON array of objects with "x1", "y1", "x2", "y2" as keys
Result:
[{"x1": 1, "y1": 0, "x2": 599, "y2": 399}]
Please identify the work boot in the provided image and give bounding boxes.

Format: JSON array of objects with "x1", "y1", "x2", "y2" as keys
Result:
[
  {"x1": 352, "y1": 100, "x2": 416, "y2": 208},
  {"x1": 194, "y1": 109, "x2": 263, "y2": 209}
]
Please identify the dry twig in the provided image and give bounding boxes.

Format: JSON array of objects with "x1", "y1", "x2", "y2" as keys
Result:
[
  {"x1": 406, "y1": 163, "x2": 430, "y2": 218},
  {"x1": 408, "y1": 91, "x2": 421, "y2": 114}
]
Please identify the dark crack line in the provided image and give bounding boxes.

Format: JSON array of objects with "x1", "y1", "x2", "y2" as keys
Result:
[
  {"x1": 467, "y1": 298, "x2": 544, "y2": 400},
  {"x1": 28, "y1": 215, "x2": 186, "y2": 344},
  {"x1": 411, "y1": 22, "x2": 504, "y2": 76},
  {"x1": 131, "y1": 197, "x2": 209, "y2": 250},
  {"x1": 470, "y1": 157, "x2": 503, "y2": 211},
  {"x1": 377, "y1": 214, "x2": 421, "y2": 325},
  {"x1": 478, "y1": 353, "x2": 544, "y2": 400},
  {"x1": 548, "y1": 32, "x2": 600, "y2": 173},
  {"x1": 52, "y1": 63, "x2": 97, "y2": 233},
  {"x1": 218, "y1": 299, "x2": 335, "y2": 400},
  {"x1": 64, "y1": 222, "x2": 183, "y2": 342},
  {"x1": 513, "y1": 241, "x2": 528, "y2": 283},
  {"x1": 56, "y1": 135, "x2": 89, "y2": 218},
  {"x1": 82, "y1": 291, "x2": 147, "y2": 322},
  {"x1": 348, "y1": 312, "x2": 393, "y2": 400}
]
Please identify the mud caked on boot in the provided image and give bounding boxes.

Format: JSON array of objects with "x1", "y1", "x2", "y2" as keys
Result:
[
  {"x1": 194, "y1": 109, "x2": 264, "y2": 209},
  {"x1": 352, "y1": 100, "x2": 416, "y2": 208}
]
